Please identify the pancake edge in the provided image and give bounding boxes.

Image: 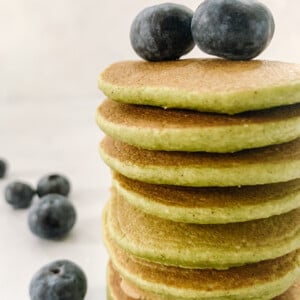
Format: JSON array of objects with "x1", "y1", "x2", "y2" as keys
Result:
[
  {"x1": 106, "y1": 196, "x2": 300, "y2": 269},
  {"x1": 99, "y1": 143, "x2": 300, "y2": 187},
  {"x1": 99, "y1": 76, "x2": 300, "y2": 115},
  {"x1": 103, "y1": 216, "x2": 300, "y2": 300},
  {"x1": 107, "y1": 261, "x2": 300, "y2": 300},
  {"x1": 96, "y1": 106, "x2": 300, "y2": 153},
  {"x1": 113, "y1": 176, "x2": 300, "y2": 224}
]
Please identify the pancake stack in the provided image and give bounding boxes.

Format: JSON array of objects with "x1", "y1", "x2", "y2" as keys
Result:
[{"x1": 97, "y1": 59, "x2": 300, "y2": 299}]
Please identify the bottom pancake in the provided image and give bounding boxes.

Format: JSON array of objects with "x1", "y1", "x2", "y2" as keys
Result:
[
  {"x1": 103, "y1": 209, "x2": 300, "y2": 299},
  {"x1": 107, "y1": 262, "x2": 300, "y2": 300}
]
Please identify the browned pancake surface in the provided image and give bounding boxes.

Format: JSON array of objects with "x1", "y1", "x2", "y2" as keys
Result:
[
  {"x1": 114, "y1": 173, "x2": 300, "y2": 209},
  {"x1": 108, "y1": 261, "x2": 134, "y2": 300},
  {"x1": 101, "y1": 136, "x2": 300, "y2": 167},
  {"x1": 275, "y1": 281, "x2": 300, "y2": 300},
  {"x1": 101, "y1": 59, "x2": 300, "y2": 94},
  {"x1": 108, "y1": 261, "x2": 300, "y2": 300},
  {"x1": 110, "y1": 192, "x2": 300, "y2": 252},
  {"x1": 107, "y1": 233, "x2": 299, "y2": 291},
  {"x1": 99, "y1": 99, "x2": 300, "y2": 128}
]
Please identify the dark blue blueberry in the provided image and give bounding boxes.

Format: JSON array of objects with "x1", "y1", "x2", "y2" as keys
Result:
[
  {"x1": 191, "y1": 0, "x2": 275, "y2": 60},
  {"x1": 0, "y1": 159, "x2": 7, "y2": 178},
  {"x1": 5, "y1": 181, "x2": 35, "y2": 209},
  {"x1": 130, "y1": 3, "x2": 195, "y2": 61},
  {"x1": 28, "y1": 194, "x2": 76, "y2": 239},
  {"x1": 29, "y1": 260, "x2": 87, "y2": 300},
  {"x1": 37, "y1": 174, "x2": 71, "y2": 197}
]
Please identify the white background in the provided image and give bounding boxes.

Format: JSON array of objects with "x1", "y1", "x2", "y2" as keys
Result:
[{"x1": 0, "y1": 1, "x2": 300, "y2": 299}]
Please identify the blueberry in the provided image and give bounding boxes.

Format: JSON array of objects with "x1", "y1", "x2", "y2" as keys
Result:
[
  {"x1": 37, "y1": 174, "x2": 71, "y2": 197},
  {"x1": 5, "y1": 181, "x2": 35, "y2": 209},
  {"x1": 130, "y1": 3, "x2": 195, "y2": 61},
  {"x1": 29, "y1": 260, "x2": 87, "y2": 300},
  {"x1": 0, "y1": 159, "x2": 7, "y2": 178},
  {"x1": 28, "y1": 194, "x2": 76, "y2": 239},
  {"x1": 191, "y1": 0, "x2": 275, "y2": 60}
]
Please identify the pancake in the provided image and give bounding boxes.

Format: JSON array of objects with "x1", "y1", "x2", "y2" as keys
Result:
[
  {"x1": 99, "y1": 136, "x2": 300, "y2": 187},
  {"x1": 113, "y1": 172, "x2": 300, "y2": 224},
  {"x1": 274, "y1": 281, "x2": 300, "y2": 300},
  {"x1": 107, "y1": 263, "x2": 300, "y2": 300},
  {"x1": 97, "y1": 99, "x2": 300, "y2": 153},
  {"x1": 107, "y1": 261, "x2": 155, "y2": 300},
  {"x1": 103, "y1": 216, "x2": 300, "y2": 300},
  {"x1": 98, "y1": 59, "x2": 300, "y2": 114},
  {"x1": 105, "y1": 192, "x2": 300, "y2": 269}
]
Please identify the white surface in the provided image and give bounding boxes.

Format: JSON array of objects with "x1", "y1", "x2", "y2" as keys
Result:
[
  {"x1": 0, "y1": 0, "x2": 300, "y2": 299},
  {"x1": 0, "y1": 98, "x2": 110, "y2": 299},
  {"x1": 0, "y1": 0, "x2": 300, "y2": 102}
]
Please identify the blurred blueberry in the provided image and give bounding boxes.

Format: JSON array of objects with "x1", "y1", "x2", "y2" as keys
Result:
[
  {"x1": 37, "y1": 174, "x2": 70, "y2": 197},
  {"x1": 130, "y1": 3, "x2": 195, "y2": 61},
  {"x1": 28, "y1": 194, "x2": 76, "y2": 239},
  {"x1": 191, "y1": 0, "x2": 275, "y2": 60},
  {"x1": 5, "y1": 181, "x2": 35, "y2": 209},
  {"x1": 0, "y1": 159, "x2": 7, "y2": 178},
  {"x1": 29, "y1": 259, "x2": 87, "y2": 300}
]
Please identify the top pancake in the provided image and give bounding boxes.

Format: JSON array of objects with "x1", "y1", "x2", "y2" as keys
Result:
[{"x1": 99, "y1": 59, "x2": 300, "y2": 114}]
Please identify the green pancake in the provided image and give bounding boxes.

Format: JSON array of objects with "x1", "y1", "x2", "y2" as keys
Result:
[
  {"x1": 107, "y1": 262, "x2": 300, "y2": 300},
  {"x1": 99, "y1": 136, "x2": 300, "y2": 187},
  {"x1": 274, "y1": 281, "x2": 300, "y2": 300},
  {"x1": 105, "y1": 191, "x2": 300, "y2": 269},
  {"x1": 112, "y1": 172, "x2": 300, "y2": 224},
  {"x1": 98, "y1": 59, "x2": 300, "y2": 114},
  {"x1": 97, "y1": 99, "x2": 300, "y2": 153},
  {"x1": 103, "y1": 210, "x2": 300, "y2": 300},
  {"x1": 107, "y1": 262, "x2": 146, "y2": 300}
]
